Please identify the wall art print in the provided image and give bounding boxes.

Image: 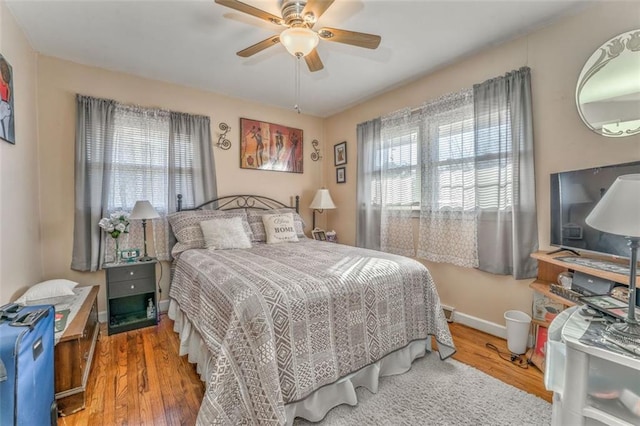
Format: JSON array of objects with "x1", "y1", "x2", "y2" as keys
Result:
[
  {"x1": 334, "y1": 141, "x2": 347, "y2": 166},
  {"x1": 240, "y1": 118, "x2": 303, "y2": 173},
  {"x1": 0, "y1": 54, "x2": 15, "y2": 144}
]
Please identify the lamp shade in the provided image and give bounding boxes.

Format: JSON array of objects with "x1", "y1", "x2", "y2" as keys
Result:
[
  {"x1": 585, "y1": 174, "x2": 640, "y2": 238},
  {"x1": 129, "y1": 200, "x2": 160, "y2": 220},
  {"x1": 280, "y1": 27, "x2": 319, "y2": 57},
  {"x1": 309, "y1": 189, "x2": 336, "y2": 210}
]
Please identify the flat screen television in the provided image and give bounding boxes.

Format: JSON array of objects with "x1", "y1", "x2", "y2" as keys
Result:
[{"x1": 550, "y1": 160, "x2": 640, "y2": 259}]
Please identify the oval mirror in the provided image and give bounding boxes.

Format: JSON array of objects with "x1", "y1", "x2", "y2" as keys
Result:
[{"x1": 576, "y1": 29, "x2": 640, "y2": 138}]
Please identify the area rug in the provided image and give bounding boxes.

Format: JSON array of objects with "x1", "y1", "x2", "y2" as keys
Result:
[{"x1": 295, "y1": 353, "x2": 551, "y2": 426}]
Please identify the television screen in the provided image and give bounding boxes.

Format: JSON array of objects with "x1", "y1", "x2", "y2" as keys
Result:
[{"x1": 550, "y1": 161, "x2": 640, "y2": 258}]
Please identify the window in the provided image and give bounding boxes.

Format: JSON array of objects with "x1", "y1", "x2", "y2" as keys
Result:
[
  {"x1": 376, "y1": 106, "x2": 513, "y2": 213},
  {"x1": 474, "y1": 112, "x2": 513, "y2": 210},
  {"x1": 73, "y1": 94, "x2": 216, "y2": 271},
  {"x1": 371, "y1": 129, "x2": 420, "y2": 207},
  {"x1": 106, "y1": 108, "x2": 171, "y2": 214},
  {"x1": 359, "y1": 68, "x2": 536, "y2": 277},
  {"x1": 429, "y1": 117, "x2": 476, "y2": 211},
  {"x1": 89, "y1": 106, "x2": 199, "y2": 215}
]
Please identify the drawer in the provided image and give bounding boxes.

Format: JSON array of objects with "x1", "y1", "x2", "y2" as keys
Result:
[
  {"x1": 585, "y1": 355, "x2": 640, "y2": 424},
  {"x1": 107, "y1": 263, "x2": 154, "y2": 283},
  {"x1": 109, "y1": 277, "x2": 155, "y2": 298}
]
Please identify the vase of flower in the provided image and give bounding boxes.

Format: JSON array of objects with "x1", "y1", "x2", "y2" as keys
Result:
[
  {"x1": 114, "y1": 237, "x2": 120, "y2": 264},
  {"x1": 99, "y1": 211, "x2": 130, "y2": 264}
]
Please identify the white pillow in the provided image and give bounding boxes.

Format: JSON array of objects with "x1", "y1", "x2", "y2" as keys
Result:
[
  {"x1": 262, "y1": 213, "x2": 299, "y2": 244},
  {"x1": 200, "y1": 216, "x2": 252, "y2": 250},
  {"x1": 15, "y1": 279, "x2": 78, "y2": 304}
]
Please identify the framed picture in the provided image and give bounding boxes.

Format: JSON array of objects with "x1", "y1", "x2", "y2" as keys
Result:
[
  {"x1": 334, "y1": 141, "x2": 347, "y2": 166},
  {"x1": 240, "y1": 118, "x2": 303, "y2": 173},
  {"x1": 120, "y1": 248, "x2": 141, "y2": 263},
  {"x1": 336, "y1": 167, "x2": 346, "y2": 184},
  {"x1": 312, "y1": 229, "x2": 326, "y2": 241},
  {"x1": 0, "y1": 54, "x2": 15, "y2": 145}
]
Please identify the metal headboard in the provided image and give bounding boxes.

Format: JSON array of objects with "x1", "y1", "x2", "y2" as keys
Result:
[{"x1": 177, "y1": 194, "x2": 300, "y2": 213}]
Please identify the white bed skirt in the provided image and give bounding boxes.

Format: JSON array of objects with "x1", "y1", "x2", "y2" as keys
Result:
[{"x1": 168, "y1": 299, "x2": 432, "y2": 425}]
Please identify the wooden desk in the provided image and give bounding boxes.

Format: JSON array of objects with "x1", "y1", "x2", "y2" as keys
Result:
[{"x1": 55, "y1": 285, "x2": 100, "y2": 416}]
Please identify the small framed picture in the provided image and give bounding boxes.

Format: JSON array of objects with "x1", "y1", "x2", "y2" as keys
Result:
[
  {"x1": 120, "y1": 248, "x2": 141, "y2": 263},
  {"x1": 336, "y1": 167, "x2": 346, "y2": 184},
  {"x1": 312, "y1": 228, "x2": 327, "y2": 241},
  {"x1": 334, "y1": 141, "x2": 347, "y2": 166}
]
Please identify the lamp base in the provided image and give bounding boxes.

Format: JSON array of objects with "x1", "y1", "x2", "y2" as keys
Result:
[
  {"x1": 605, "y1": 321, "x2": 640, "y2": 347},
  {"x1": 138, "y1": 256, "x2": 157, "y2": 263}
]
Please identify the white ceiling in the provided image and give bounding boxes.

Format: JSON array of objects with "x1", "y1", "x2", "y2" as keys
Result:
[{"x1": 7, "y1": 0, "x2": 593, "y2": 117}]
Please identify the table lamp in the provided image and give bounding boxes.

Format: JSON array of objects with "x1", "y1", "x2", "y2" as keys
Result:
[
  {"x1": 309, "y1": 189, "x2": 336, "y2": 230},
  {"x1": 585, "y1": 174, "x2": 640, "y2": 344},
  {"x1": 129, "y1": 200, "x2": 160, "y2": 262}
]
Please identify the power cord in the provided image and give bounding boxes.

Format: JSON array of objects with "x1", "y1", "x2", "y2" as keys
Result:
[
  {"x1": 485, "y1": 342, "x2": 530, "y2": 369},
  {"x1": 157, "y1": 261, "x2": 163, "y2": 295}
]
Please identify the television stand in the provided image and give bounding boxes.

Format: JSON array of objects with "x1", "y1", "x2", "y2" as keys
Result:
[{"x1": 546, "y1": 248, "x2": 581, "y2": 256}]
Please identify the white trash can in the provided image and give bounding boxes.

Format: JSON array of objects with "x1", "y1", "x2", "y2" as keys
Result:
[{"x1": 504, "y1": 310, "x2": 531, "y2": 355}]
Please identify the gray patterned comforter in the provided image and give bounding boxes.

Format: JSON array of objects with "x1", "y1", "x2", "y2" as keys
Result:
[{"x1": 169, "y1": 239, "x2": 455, "y2": 425}]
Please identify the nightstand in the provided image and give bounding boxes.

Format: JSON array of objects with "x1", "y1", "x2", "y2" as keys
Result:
[{"x1": 104, "y1": 261, "x2": 158, "y2": 335}]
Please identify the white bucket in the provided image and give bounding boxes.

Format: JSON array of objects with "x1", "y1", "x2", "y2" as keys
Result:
[{"x1": 504, "y1": 310, "x2": 532, "y2": 355}]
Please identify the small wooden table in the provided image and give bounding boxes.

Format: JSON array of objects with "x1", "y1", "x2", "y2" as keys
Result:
[{"x1": 55, "y1": 285, "x2": 100, "y2": 416}]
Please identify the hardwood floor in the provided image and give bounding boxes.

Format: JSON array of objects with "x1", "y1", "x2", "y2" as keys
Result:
[
  {"x1": 58, "y1": 315, "x2": 551, "y2": 425},
  {"x1": 447, "y1": 322, "x2": 551, "y2": 403},
  {"x1": 58, "y1": 315, "x2": 204, "y2": 426}
]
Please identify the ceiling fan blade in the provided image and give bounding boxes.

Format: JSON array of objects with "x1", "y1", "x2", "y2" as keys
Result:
[
  {"x1": 301, "y1": 0, "x2": 335, "y2": 23},
  {"x1": 237, "y1": 35, "x2": 281, "y2": 57},
  {"x1": 215, "y1": 0, "x2": 284, "y2": 26},
  {"x1": 305, "y1": 49, "x2": 324, "y2": 72},
  {"x1": 318, "y1": 27, "x2": 381, "y2": 49}
]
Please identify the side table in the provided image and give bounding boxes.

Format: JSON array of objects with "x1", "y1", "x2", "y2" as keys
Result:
[
  {"x1": 55, "y1": 285, "x2": 99, "y2": 416},
  {"x1": 104, "y1": 260, "x2": 158, "y2": 335}
]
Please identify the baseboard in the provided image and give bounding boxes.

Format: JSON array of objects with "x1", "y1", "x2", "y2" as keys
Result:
[
  {"x1": 98, "y1": 298, "x2": 170, "y2": 323},
  {"x1": 453, "y1": 311, "x2": 535, "y2": 347}
]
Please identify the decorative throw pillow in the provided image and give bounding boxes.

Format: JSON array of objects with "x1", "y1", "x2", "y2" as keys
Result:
[
  {"x1": 168, "y1": 209, "x2": 253, "y2": 256},
  {"x1": 200, "y1": 217, "x2": 252, "y2": 250},
  {"x1": 262, "y1": 213, "x2": 299, "y2": 244},
  {"x1": 247, "y1": 209, "x2": 306, "y2": 242},
  {"x1": 14, "y1": 279, "x2": 78, "y2": 304}
]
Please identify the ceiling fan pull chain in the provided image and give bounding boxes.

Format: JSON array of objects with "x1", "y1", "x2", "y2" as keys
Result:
[{"x1": 294, "y1": 54, "x2": 302, "y2": 114}]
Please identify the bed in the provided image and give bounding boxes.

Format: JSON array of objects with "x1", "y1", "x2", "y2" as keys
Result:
[{"x1": 167, "y1": 195, "x2": 455, "y2": 425}]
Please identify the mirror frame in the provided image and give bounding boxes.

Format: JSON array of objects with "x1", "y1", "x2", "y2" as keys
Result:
[{"x1": 576, "y1": 29, "x2": 640, "y2": 138}]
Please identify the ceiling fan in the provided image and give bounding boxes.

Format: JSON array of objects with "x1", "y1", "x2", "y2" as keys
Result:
[{"x1": 215, "y1": 0, "x2": 382, "y2": 72}]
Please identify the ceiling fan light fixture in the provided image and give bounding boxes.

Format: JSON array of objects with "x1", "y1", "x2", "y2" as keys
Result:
[{"x1": 280, "y1": 27, "x2": 319, "y2": 57}]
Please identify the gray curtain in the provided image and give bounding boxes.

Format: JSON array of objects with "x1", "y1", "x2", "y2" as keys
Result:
[
  {"x1": 71, "y1": 95, "x2": 116, "y2": 271},
  {"x1": 168, "y1": 112, "x2": 218, "y2": 214},
  {"x1": 473, "y1": 67, "x2": 538, "y2": 279},
  {"x1": 356, "y1": 118, "x2": 382, "y2": 250}
]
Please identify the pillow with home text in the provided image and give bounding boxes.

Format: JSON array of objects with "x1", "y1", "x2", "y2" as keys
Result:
[{"x1": 262, "y1": 213, "x2": 299, "y2": 244}]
